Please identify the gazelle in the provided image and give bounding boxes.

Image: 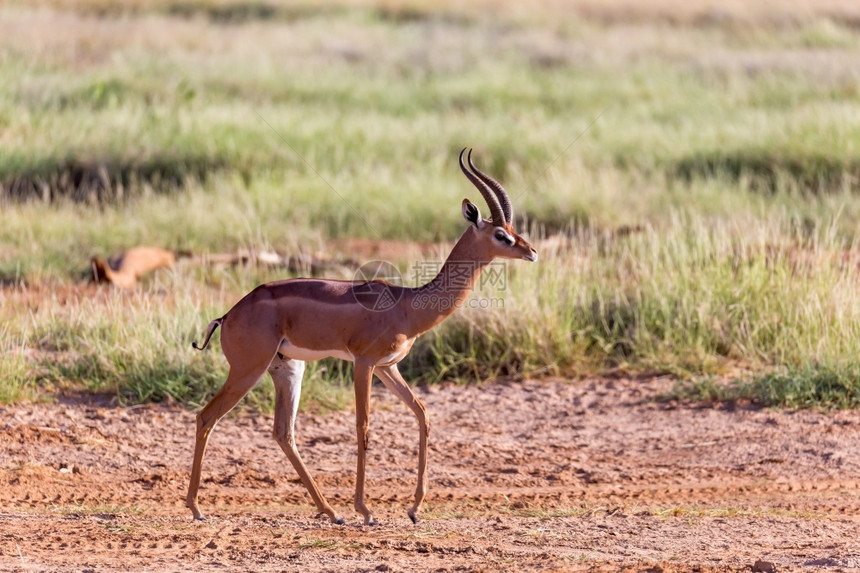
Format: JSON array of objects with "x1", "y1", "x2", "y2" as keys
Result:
[
  {"x1": 91, "y1": 246, "x2": 176, "y2": 289},
  {"x1": 187, "y1": 148, "x2": 537, "y2": 525}
]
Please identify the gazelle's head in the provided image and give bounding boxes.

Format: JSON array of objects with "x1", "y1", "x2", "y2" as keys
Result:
[{"x1": 459, "y1": 148, "x2": 538, "y2": 263}]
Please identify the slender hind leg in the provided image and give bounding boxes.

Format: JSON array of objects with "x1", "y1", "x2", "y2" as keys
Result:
[
  {"x1": 269, "y1": 356, "x2": 343, "y2": 524},
  {"x1": 186, "y1": 362, "x2": 271, "y2": 520},
  {"x1": 376, "y1": 364, "x2": 429, "y2": 523}
]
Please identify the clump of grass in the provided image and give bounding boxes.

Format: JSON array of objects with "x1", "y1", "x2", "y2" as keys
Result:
[
  {"x1": 664, "y1": 364, "x2": 860, "y2": 409},
  {"x1": 746, "y1": 364, "x2": 860, "y2": 409},
  {"x1": 0, "y1": 347, "x2": 39, "y2": 404}
]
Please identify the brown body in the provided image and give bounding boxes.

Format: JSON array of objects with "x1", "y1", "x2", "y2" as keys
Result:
[
  {"x1": 218, "y1": 228, "x2": 519, "y2": 365},
  {"x1": 186, "y1": 149, "x2": 537, "y2": 525}
]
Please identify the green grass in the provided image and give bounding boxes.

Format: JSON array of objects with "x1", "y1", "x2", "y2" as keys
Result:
[
  {"x1": 0, "y1": 282, "x2": 354, "y2": 412},
  {"x1": 1, "y1": 0, "x2": 859, "y2": 410},
  {"x1": 668, "y1": 364, "x2": 860, "y2": 409},
  {"x1": 406, "y1": 215, "x2": 860, "y2": 381},
  {"x1": 0, "y1": 346, "x2": 38, "y2": 404}
]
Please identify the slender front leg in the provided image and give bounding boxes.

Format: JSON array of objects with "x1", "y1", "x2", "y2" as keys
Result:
[
  {"x1": 353, "y1": 358, "x2": 376, "y2": 525},
  {"x1": 269, "y1": 357, "x2": 343, "y2": 524},
  {"x1": 376, "y1": 364, "x2": 429, "y2": 523}
]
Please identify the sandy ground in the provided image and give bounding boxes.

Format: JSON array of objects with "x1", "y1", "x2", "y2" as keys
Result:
[{"x1": 1, "y1": 376, "x2": 859, "y2": 572}]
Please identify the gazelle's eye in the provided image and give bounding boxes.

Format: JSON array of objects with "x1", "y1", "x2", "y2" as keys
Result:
[{"x1": 494, "y1": 230, "x2": 514, "y2": 245}]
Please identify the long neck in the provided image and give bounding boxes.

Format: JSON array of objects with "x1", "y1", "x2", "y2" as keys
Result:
[{"x1": 401, "y1": 229, "x2": 490, "y2": 337}]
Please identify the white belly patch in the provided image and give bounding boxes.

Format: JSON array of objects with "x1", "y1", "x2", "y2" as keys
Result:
[
  {"x1": 277, "y1": 339, "x2": 411, "y2": 366},
  {"x1": 278, "y1": 339, "x2": 354, "y2": 362}
]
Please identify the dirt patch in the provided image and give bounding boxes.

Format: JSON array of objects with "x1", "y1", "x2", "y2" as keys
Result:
[{"x1": 1, "y1": 377, "x2": 859, "y2": 571}]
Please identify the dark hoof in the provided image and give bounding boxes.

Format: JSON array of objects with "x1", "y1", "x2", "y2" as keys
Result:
[
  {"x1": 366, "y1": 519, "x2": 378, "y2": 526},
  {"x1": 316, "y1": 512, "x2": 344, "y2": 525},
  {"x1": 194, "y1": 516, "x2": 206, "y2": 522},
  {"x1": 409, "y1": 513, "x2": 418, "y2": 524}
]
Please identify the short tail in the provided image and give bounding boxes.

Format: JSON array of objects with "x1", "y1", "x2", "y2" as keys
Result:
[{"x1": 192, "y1": 317, "x2": 224, "y2": 351}]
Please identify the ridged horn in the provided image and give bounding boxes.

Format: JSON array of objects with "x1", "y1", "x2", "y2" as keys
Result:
[
  {"x1": 467, "y1": 149, "x2": 512, "y2": 224},
  {"x1": 459, "y1": 147, "x2": 505, "y2": 226}
]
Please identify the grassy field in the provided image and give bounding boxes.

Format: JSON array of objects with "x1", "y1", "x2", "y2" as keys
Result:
[{"x1": 1, "y1": 0, "x2": 859, "y2": 409}]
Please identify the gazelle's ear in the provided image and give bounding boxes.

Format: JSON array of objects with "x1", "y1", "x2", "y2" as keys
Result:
[{"x1": 462, "y1": 199, "x2": 482, "y2": 228}]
